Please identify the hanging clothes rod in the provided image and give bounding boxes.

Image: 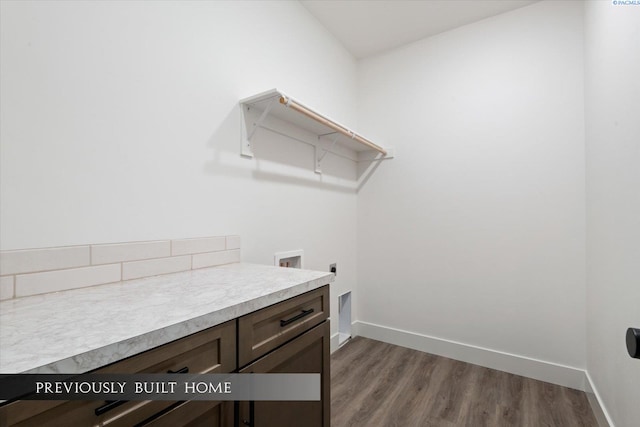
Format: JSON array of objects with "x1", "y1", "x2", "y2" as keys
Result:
[{"x1": 279, "y1": 95, "x2": 388, "y2": 156}]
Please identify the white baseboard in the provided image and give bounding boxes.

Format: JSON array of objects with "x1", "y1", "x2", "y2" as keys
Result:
[
  {"x1": 584, "y1": 371, "x2": 614, "y2": 427},
  {"x1": 353, "y1": 320, "x2": 587, "y2": 391}
]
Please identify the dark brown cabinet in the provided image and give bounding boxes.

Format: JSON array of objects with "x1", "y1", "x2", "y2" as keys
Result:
[
  {"x1": 236, "y1": 283, "x2": 330, "y2": 427},
  {"x1": 0, "y1": 286, "x2": 330, "y2": 427}
]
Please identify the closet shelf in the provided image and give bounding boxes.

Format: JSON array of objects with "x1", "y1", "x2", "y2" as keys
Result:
[{"x1": 239, "y1": 89, "x2": 392, "y2": 174}]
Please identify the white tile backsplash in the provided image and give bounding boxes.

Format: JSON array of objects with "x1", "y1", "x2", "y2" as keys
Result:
[
  {"x1": 91, "y1": 241, "x2": 170, "y2": 265},
  {"x1": 0, "y1": 246, "x2": 90, "y2": 276},
  {"x1": 171, "y1": 237, "x2": 225, "y2": 256},
  {"x1": 193, "y1": 250, "x2": 241, "y2": 269},
  {"x1": 0, "y1": 276, "x2": 14, "y2": 300},
  {"x1": 122, "y1": 256, "x2": 191, "y2": 281},
  {"x1": 226, "y1": 235, "x2": 241, "y2": 250},
  {"x1": 15, "y1": 264, "x2": 121, "y2": 298},
  {"x1": 1, "y1": 235, "x2": 240, "y2": 299}
]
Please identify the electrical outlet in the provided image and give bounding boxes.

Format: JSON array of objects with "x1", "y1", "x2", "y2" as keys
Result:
[{"x1": 330, "y1": 263, "x2": 337, "y2": 276}]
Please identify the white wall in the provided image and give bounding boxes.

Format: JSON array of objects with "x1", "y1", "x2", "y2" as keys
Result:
[
  {"x1": 356, "y1": 0, "x2": 587, "y2": 380},
  {"x1": 584, "y1": 1, "x2": 640, "y2": 426},
  {"x1": 0, "y1": 1, "x2": 358, "y2": 339}
]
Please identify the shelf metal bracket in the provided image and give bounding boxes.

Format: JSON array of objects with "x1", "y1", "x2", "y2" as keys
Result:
[
  {"x1": 241, "y1": 98, "x2": 276, "y2": 158},
  {"x1": 315, "y1": 134, "x2": 339, "y2": 174}
]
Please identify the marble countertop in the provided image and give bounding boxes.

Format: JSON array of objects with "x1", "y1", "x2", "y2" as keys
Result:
[{"x1": 0, "y1": 263, "x2": 334, "y2": 374}]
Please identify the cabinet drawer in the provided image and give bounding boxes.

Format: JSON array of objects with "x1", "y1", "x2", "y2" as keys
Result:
[
  {"x1": 0, "y1": 320, "x2": 236, "y2": 427},
  {"x1": 238, "y1": 285, "x2": 329, "y2": 368},
  {"x1": 98, "y1": 319, "x2": 236, "y2": 376},
  {"x1": 140, "y1": 400, "x2": 232, "y2": 427}
]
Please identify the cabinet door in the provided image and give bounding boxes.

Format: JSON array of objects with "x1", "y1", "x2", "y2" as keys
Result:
[{"x1": 238, "y1": 321, "x2": 330, "y2": 427}]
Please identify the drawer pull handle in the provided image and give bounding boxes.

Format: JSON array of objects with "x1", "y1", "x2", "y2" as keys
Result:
[
  {"x1": 95, "y1": 399, "x2": 127, "y2": 416},
  {"x1": 280, "y1": 308, "x2": 314, "y2": 327},
  {"x1": 167, "y1": 366, "x2": 189, "y2": 374},
  {"x1": 242, "y1": 400, "x2": 255, "y2": 426}
]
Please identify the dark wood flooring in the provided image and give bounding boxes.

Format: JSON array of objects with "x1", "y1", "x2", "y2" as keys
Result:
[{"x1": 331, "y1": 337, "x2": 598, "y2": 427}]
